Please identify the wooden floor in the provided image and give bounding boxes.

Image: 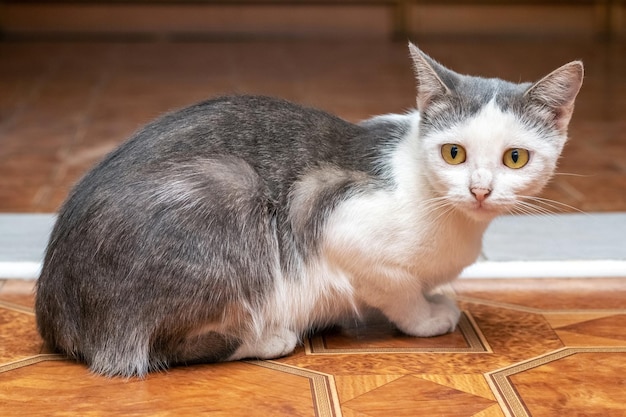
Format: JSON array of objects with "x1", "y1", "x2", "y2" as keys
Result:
[
  {"x1": 1, "y1": 38, "x2": 625, "y2": 416},
  {"x1": 0, "y1": 278, "x2": 624, "y2": 416}
]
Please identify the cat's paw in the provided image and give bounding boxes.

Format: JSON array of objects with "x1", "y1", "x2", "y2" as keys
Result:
[
  {"x1": 256, "y1": 329, "x2": 299, "y2": 359},
  {"x1": 229, "y1": 328, "x2": 298, "y2": 361},
  {"x1": 427, "y1": 293, "x2": 461, "y2": 313},
  {"x1": 397, "y1": 294, "x2": 461, "y2": 337}
]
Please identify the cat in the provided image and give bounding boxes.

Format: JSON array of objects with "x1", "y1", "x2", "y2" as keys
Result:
[{"x1": 35, "y1": 43, "x2": 583, "y2": 377}]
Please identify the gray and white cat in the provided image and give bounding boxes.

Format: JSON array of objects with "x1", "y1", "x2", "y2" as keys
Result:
[{"x1": 35, "y1": 43, "x2": 583, "y2": 377}]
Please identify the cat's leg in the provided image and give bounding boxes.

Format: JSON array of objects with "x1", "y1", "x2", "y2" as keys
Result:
[
  {"x1": 227, "y1": 327, "x2": 299, "y2": 361},
  {"x1": 377, "y1": 291, "x2": 461, "y2": 337}
]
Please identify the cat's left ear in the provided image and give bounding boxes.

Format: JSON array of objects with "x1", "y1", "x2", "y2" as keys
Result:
[
  {"x1": 408, "y1": 42, "x2": 454, "y2": 111},
  {"x1": 524, "y1": 60, "x2": 584, "y2": 133}
]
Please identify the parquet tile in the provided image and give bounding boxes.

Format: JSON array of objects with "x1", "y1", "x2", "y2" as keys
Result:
[
  {"x1": 556, "y1": 314, "x2": 626, "y2": 342},
  {"x1": 0, "y1": 360, "x2": 329, "y2": 417},
  {"x1": 342, "y1": 375, "x2": 496, "y2": 417},
  {"x1": 305, "y1": 312, "x2": 489, "y2": 354},
  {"x1": 490, "y1": 348, "x2": 626, "y2": 417},
  {"x1": 1, "y1": 278, "x2": 625, "y2": 416},
  {"x1": 416, "y1": 374, "x2": 496, "y2": 401}
]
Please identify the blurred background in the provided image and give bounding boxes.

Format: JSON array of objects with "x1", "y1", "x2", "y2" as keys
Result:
[{"x1": 1, "y1": 0, "x2": 625, "y2": 213}]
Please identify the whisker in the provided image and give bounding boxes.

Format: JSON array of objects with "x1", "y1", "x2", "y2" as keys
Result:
[
  {"x1": 422, "y1": 204, "x2": 452, "y2": 220},
  {"x1": 431, "y1": 203, "x2": 456, "y2": 223},
  {"x1": 508, "y1": 206, "x2": 536, "y2": 217},
  {"x1": 520, "y1": 196, "x2": 586, "y2": 215},
  {"x1": 419, "y1": 197, "x2": 451, "y2": 214},
  {"x1": 510, "y1": 201, "x2": 553, "y2": 218},
  {"x1": 417, "y1": 196, "x2": 458, "y2": 221},
  {"x1": 553, "y1": 172, "x2": 594, "y2": 178}
]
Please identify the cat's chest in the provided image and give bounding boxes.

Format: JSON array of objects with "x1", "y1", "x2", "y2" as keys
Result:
[{"x1": 321, "y1": 190, "x2": 485, "y2": 282}]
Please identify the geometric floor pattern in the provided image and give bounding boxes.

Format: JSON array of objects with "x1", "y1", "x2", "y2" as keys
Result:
[{"x1": 1, "y1": 277, "x2": 625, "y2": 416}]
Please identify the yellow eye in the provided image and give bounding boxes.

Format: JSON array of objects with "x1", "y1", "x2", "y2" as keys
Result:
[
  {"x1": 503, "y1": 148, "x2": 530, "y2": 169},
  {"x1": 441, "y1": 144, "x2": 466, "y2": 165}
]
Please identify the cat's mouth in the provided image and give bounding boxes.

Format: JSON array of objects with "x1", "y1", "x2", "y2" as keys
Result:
[{"x1": 462, "y1": 200, "x2": 505, "y2": 221}]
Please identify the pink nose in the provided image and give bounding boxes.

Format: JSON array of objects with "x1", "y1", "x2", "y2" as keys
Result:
[{"x1": 471, "y1": 188, "x2": 491, "y2": 202}]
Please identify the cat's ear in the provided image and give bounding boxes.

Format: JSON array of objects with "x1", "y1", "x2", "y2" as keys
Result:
[
  {"x1": 524, "y1": 60, "x2": 584, "y2": 133},
  {"x1": 408, "y1": 43, "x2": 454, "y2": 111}
]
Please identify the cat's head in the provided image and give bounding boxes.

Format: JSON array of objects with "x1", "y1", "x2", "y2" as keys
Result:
[{"x1": 409, "y1": 43, "x2": 584, "y2": 223}]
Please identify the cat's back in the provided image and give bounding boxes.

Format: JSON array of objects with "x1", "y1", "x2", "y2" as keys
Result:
[
  {"x1": 63, "y1": 95, "x2": 388, "y2": 216},
  {"x1": 108, "y1": 95, "x2": 365, "y2": 169}
]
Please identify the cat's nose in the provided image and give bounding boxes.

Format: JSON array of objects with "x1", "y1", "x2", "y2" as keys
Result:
[{"x1": 471, "y1": 187, "x2": 491, "y2": 202}]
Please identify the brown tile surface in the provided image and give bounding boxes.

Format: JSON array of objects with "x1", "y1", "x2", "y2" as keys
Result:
[
  {"x1": 0, "y1": 279, "x2": 36, "y2": 308},
  {"x1": 509, "y1": 352, "x2": 626, "y2": 417},
  {"x1": 2, "y1": 277, "x2": 625, "y2": 416},
  {"x1": 491, "y1": 349, "x2": 626, "y2": 417},
  {"x1": 453, "y1": 278, "x2": 626, "y2": 311},
  {"x1": 0, "y1": 39, "x2": 625, "y2": 213},
  {"x1": 305, "y1": 312, "x2": 487, "y2": 354},
  {"x1": 0, "y1": 361, "x2": 321, "y2": 417},
  {"x1": 342, "y1": 375, "x2": 496, "y2": 417},
  {"x1": 557, "y1": 314, "x2": 626, "y2": 341}
]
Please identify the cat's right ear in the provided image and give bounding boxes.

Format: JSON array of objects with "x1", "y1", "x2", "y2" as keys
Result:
[
  {"x1": 408, "y1": 43, "x2": 452, "y2": 111},
  {"x1": 524, "y1": 60, "x2": 584, "y2": 134}
]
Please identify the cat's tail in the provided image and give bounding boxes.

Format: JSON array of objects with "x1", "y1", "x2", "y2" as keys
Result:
[
  {"x1": 35, "y1": 265, "x2": 156, "y2": 377},
  {"x1": 35, "y1": 268, "x2": 84, "y2": 365},
  {"x1": 35, "y1": 265, "x2": 247, "y2": 377}
]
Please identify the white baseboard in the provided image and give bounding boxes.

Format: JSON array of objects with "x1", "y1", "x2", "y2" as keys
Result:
[
  {"x1": 1, "y1": 213, "x2": 625, "y2": 280},
  {"x1": 460, "y1": 259, "x2": 626, "y2": 279}
]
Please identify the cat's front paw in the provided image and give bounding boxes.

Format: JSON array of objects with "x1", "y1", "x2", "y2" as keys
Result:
[{"x1": 398, "y1": 294, "x2": 461, "y2": 337}]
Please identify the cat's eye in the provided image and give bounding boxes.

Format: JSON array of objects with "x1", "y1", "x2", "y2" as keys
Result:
[
  {"x1": 441, "y1": 144, "x2": 466, "y2": 165},
  {"x1": 503, "y1": 148, "x2": 530, "y2": 169}
]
